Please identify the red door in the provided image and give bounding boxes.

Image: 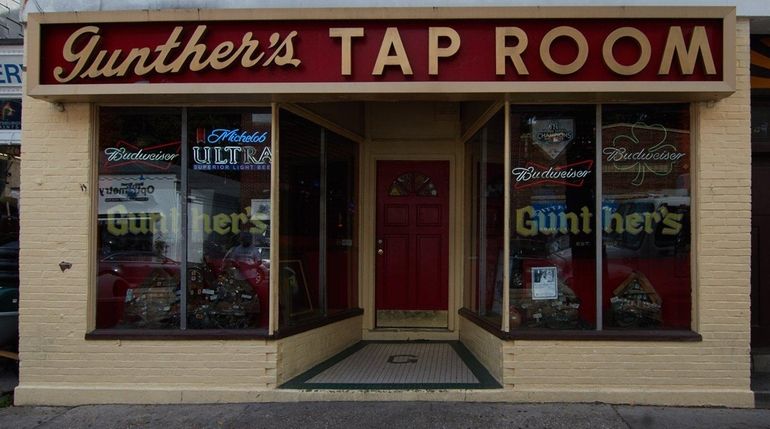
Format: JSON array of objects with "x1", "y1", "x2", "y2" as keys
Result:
[{"x1": 375, "y1": 161, "x2": 450, "y2": 313}]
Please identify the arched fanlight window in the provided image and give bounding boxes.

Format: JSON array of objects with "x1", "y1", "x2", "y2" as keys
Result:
[{"x1": 388, "y1": 172, "x2": 438, "y2": 197}]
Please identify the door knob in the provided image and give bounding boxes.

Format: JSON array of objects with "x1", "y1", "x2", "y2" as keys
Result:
[{"x1": 377, "y1": 249, "x2": 384, "y2": 255}]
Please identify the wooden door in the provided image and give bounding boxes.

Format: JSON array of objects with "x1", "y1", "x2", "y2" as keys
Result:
[{"x1": 375, "y1": 161, "x2": 450, "y2": 313}]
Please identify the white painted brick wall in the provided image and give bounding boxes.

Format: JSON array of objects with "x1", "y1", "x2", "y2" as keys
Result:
[{"x1": 276, "y1": 316, "x2": 362, "y2": 384}]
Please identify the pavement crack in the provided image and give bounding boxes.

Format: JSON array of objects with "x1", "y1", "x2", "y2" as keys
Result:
[{"x1": 611, "y1": 405, "x2": 632, "y2": 429}]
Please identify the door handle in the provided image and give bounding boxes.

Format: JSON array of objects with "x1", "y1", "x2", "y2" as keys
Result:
[{"x1": 377, "y1": 249, "x2": 384, "y2": 255}]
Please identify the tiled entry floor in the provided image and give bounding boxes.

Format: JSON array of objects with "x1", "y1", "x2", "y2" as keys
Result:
[{"x1": 281, "y1": 341, "x2": 500, "y2": 389}]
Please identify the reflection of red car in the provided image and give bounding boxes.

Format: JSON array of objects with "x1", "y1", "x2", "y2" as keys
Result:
[
  {"x1": 97, "y1": 252, "x2": 180, "y2": 328},
  {"x1": 207, "y1": 256, "x2": 269, "y2": 289}
]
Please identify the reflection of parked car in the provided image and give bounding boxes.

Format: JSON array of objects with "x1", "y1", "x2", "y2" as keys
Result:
[
  {"x1": 0, "y1": 241, "x2": 19, "y2": 288},
  {"x1": 96, "y1": 252, "x2": 180, "y2": 328},
  {"x1": 0, "y1": 240, "x2": 19, "y2": 353}
]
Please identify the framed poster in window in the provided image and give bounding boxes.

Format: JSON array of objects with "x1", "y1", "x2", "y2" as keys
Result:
[{"x1": 531, "y1": 266, "x2": 558, "y2": 300}]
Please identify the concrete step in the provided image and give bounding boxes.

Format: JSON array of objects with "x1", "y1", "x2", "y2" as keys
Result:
[
  {"x1": 752, "y1": 349, "x2": 770, "y2": 373},
  {"x1": 752, "y1": 371, "x2": 770, "y2": 408},
  {"x1": 756, "y1": 392, "x2": 770, "y2": 409}
]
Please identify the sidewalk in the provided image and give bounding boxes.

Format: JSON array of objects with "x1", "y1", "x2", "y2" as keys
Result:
[
  {"x1": 1, "y1": 401, "x2": 770, "y2": 429},
  {"x1": 1, "y1": 365, "x2": 769, "y2": 428}
]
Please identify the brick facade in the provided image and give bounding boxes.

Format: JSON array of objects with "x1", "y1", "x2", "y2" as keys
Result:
[{"x1": 15, "y1": 13, "x2": 753, "y2": 407}]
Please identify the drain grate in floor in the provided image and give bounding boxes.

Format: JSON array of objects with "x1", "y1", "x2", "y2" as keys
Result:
[{"x1": 281, "y1": 341, "x2": 500, "y2": 390}]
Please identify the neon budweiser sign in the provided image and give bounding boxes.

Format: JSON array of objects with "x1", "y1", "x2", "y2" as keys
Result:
[
  {"x1": 102, "y1": 140, "x2": 181, "y2": 171},
  {"x1": 511, "y1": 160, "x2": 593, "y2": 189}
]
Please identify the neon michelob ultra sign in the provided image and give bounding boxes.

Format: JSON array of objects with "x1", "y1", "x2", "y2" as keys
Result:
[{"x1": 192, "y1": 128, "x2": 272, "y2": 171}]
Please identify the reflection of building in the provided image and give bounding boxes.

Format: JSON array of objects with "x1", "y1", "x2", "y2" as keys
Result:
[
  {"x1": 0, "y1": 0, "x2": 22, "y2": 217},
  {"x1": 14, "y1": 0, "x2": 768, "y2": 409},
  {"x1": 0, "y1": 0, "x2": 23, "y2": 364}
]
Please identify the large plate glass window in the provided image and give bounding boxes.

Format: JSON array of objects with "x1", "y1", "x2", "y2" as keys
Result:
[
  {"x1": 466, "y1": 111, "x2": 505, "y2": 325},
  {"x1": 186, "y1": 108, "x2": 272, "y2": 329},
  {"x1": 96, "y1": 108, "x2": 182, "y2": 329},
  {"x1": 509, "y1": 106, "x2": 597, "y2": 330},
  {"x1": 601, "y1": 104, "x2": 691, "y2": 329},
  {"x1": 278, "y1": 110, "x2": 358, "y2": 328}
]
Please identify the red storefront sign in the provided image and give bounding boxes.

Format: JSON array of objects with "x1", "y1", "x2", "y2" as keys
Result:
[{"x1": 39, "y1": 18, "x2": 724, "y2": 85}]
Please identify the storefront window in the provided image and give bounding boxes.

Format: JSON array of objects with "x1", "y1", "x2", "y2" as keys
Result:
[
  {"x1": 95, "y1": 106, "x2": 359, "y2": 332},
  {"x1": 326, "y1": 132, "x2": 359, "y2": 313},
  {"x1": 279, "y1": 110, "x2": 358, "y2": 327},
  {"x1": 96, "y1": 108, "x2": 182, "y2": 329},
  {"x1": 279, "y1": 112, "x2": 322, "y2": 324},
  {"x1": 509, "y1": 106, "x2": 597, "y2": 330},
  {"x1": 0, "y1": 145, "x2": 20, "y2": 294},
  {"x1": 186, "y1": 108, "x2": 272, "y2": 329},
  {"x1": 464, "y1": 103, "x2": 693, "y2": 333},
  {"x1": 466, "y1": 111, "x2": 504, "y2": 325},
  {"x1": 601, "y1": 104, "x2": 691, "y2": 329}
]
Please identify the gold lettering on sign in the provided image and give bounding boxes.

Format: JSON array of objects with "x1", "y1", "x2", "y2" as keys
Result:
[
  {"x1": 495, "y1": 27, "x2": 529, "y2": 75},
  {"x1": 658, "y1": 26, "x2": 716, "y2": 75},
  {"x1": 539, "y1": 26, "x2": 588, "y2": 75},
  {"x1": 53, "y1": 25, "x2": 301, "y2": 83},
  {"x1": 428, "y1": 27, "x2": 461, "y2": 76},
  {"x1": 54, "y1": 26, "x2": 101, "y2": 82},
  {"x1": 372, "y1": 27, "x2": 413, "y2": 76},
  {"x1": 167, "y1": 25, "x2": 209, "y2": 72},
  {"x1": 263, "y1": 31, "x2": 301, "y2": 67},
  {"x1": 602, "y1": 27, "x2": 652, "y2": 76},
  {"x1": 329, "y1": 27, "x2": 365, "y2": 76}
]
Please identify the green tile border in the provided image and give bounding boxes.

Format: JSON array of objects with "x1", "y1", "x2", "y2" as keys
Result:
[{"x1": 280, "y1": 340, "x2": 501, "y2": 390}]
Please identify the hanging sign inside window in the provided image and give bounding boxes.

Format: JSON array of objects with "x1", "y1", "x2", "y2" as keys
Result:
[
  {"x1": 532, "y1": 119, "x2": 575, "y2": 159},
  {"x1": 192, "y1": 128, "x2": 272, "y2": 171}
]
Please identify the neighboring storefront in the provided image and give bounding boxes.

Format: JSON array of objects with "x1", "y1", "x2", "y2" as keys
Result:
[
  {"x1": 17, "y1": 6, "x2": 756, "y2": 406},
  {"x1": 751, "y1": 31, "x2": 770, "y2": 379},
  {"x1": 0, "y1": 6, "x2": 23, "y2": 359}
]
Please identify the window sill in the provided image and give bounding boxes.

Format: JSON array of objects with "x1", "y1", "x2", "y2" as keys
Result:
[
  {"x1": 459, "y1": 308, "x2": 702, "y2": 342},
  {"x1": 85, "y1": 328, "x2": 271, "y2": 341},
  {"x1": 273, "y1": 308, "x2": 364, "y2": 339},
  {"x1": 86, "y1": 308, "x2": 364, "y2": 341}
]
